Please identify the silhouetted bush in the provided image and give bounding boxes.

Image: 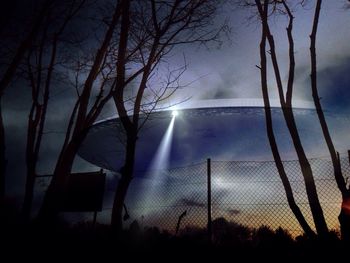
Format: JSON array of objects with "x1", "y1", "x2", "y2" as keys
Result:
[
  {"x1": 0, "y1": 216, "x2": 345, "y2": 261},
  {"x1": 212, "y1": 217, "x2": 251, "y2": 247}
]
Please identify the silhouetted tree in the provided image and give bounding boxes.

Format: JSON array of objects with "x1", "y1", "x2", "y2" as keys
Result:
[
  {"x1": 37, "y1": 0, "x2": 206, "y2": 223},
  {"x1": 0, "y1": 0, "x2": 52, "y2": 210},
  {"x1": 110, "y1": 0, "x2": 225, "y2": 233},
  {"x1": 252, "y1": 225, "x2": 275, "y2": 246},
  {"x1": 309, "y1": 0, "x2": 350, "y2": 241},
  {"x1": 253, "y1": 0, "x2": 329, "y2": 237},
  {"x1": 211, "y1": 217, "x2": 251, "y2": 246},
  {"x1": 255, "y1": 0, "x2": 315, "y2": 238},
  {"x1": 38, "y1": 0, "x2": 125, "y2": 220},
  {"x1": 21, "y1": 0, "x2": 87, "y2": 221}
]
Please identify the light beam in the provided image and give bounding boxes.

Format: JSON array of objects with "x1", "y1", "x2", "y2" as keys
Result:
[
  {"x1": 149, "y1": 115, "x2": 176, "y2": 171},
  {"x1": 140, "y1": 114, "x2": 176, "y2": 215}
]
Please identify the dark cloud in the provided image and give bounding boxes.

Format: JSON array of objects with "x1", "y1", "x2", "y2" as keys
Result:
[
  {"x1": 226, "y1": 208, "x2": 241, "y2": 216},
  {"x1": 199, "y1": 70, "x2": 238, "y2": 100},
  {"x1": 294, "y1": 57, "x2": 350, "y2": 114},
  {"x1": 316, "y1": 58, "x2": 350, "y2": 113},
  {"x1": 177, "y1": 198, "x2": 205, "y2": 208},
  {"x1": 212, "y1": 87, "x2": 236, "y2": 100}
]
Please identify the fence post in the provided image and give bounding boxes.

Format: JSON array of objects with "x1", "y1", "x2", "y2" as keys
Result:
[{"x1": 207, "y1": 158, "x2": 212, "y2": 244}]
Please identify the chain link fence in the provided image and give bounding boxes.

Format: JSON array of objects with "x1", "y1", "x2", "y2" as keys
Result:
[
  {"x1": 121, "y1": 156, "x2": 350, "y2": 237},
  {"x1": 34, "y1": 155, "x2": 350, "y2": 237}
]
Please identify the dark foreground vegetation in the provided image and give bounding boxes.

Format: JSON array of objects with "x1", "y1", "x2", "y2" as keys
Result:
[{"x1": 1, "y1": 211, "x2": 347, "y2": 262}]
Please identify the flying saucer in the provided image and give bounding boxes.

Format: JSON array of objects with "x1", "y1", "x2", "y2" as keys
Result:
[{"x1": 78, "y1": 99, "x2": 350, "y2": 174}]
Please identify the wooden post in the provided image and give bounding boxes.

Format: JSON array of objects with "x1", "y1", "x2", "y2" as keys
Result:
[{"x1": 207, "y1": 158, "x2": 212, "y2": 244}]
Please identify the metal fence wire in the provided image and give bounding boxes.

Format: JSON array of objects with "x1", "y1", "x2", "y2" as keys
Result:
[{"x1": 123, "y1": 156, "x2": 350, "y2": 237}]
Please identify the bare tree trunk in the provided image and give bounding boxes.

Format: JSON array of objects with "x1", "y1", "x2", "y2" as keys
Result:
[
  {"x1": 38, "y1": 161, "x2": 71, "y2": 221},
  {"x1": 22, "y1": 24, "x2": 57, "y2": 220},
  {"x1": 38, "y1": 139, "x2": 78, "y2": 221},
  {"x1": 111, "y1": 0, "x2": 132, "y2": 234},
  {"x1": 111, "y1": 175, "x2": 133, "y2": 233},
  {"x1": 309, "y1": 0, "x2": 350, "y2": 241},
  {"x1": 22, "y1": 160, "x2": 36, "y2": 220},
  {"x1": 111, "y1": 131, "x2": 136, "y2": 233},
  {"x1": 339, "y1": 195, "x2": 350, "y2": 242},
  {"x1": 110, "y1": 0, "x2": 223, "y2": 234},
  {"x1": 37, "y1": 0, "x2": 122, "y2": 222},
  {"x1": 256, "y1": 0, "x2": 314, "y2": 237},
  {"x1": 23, "y1": 98, "x2": 42, "y2": 220},
  {"x1": 0, "y1": 0, "x2": 51, "y2": 211},
  {"x1": 256, "y1": 0, "x2": 329, "y2": 237},
  {"x1": 282, "y1": 108, "x2": 329, "y2": 237}
]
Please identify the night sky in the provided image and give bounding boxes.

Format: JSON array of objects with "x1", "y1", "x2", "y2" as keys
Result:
[{"x1": 2, "y1": 0, "x2": 350, "y2": 227}]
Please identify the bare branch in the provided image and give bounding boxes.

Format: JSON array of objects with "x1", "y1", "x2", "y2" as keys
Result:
[{"x1": 282, "y1": 0, "x2": 295, "y2": 107}]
